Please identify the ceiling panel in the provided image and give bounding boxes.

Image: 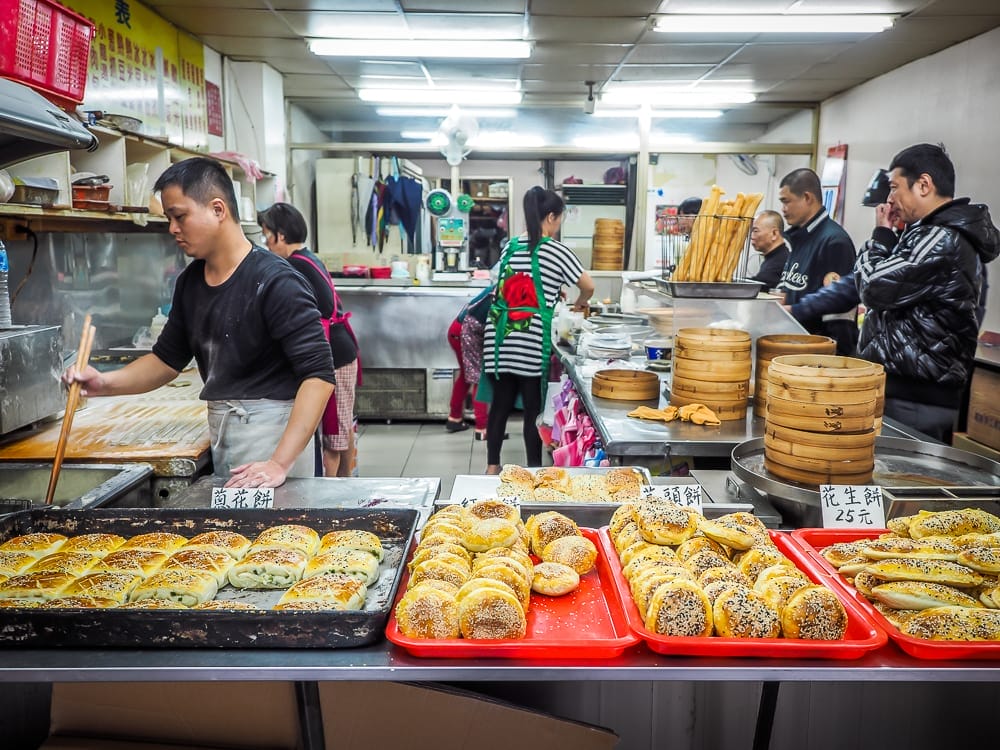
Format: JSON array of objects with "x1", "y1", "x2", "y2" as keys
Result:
[
  {"x1": 282, "y1": 74, "x2": 355, "y2": 96},
  {"x1": 267, "y1": 56, "x2": 337, "y2": 75},
  {"x1": 530, "y1": 44, "x2": 631, "y2": 65},
  {"x1": 628, "y1": 44, "x2": 741, "y2": 65},
  {"x1": 149, "y1": 0, "x2": 268, "y2": 8},
  {"x1": 520, "y1": 65, "x2": 619, "y2": 83},
  {"x1": 278, "y1": 12, "x2": 406, "y2": 37},
  {"x1": 614, "y1": 65, "x2": 715, "y2": 82},
  {"x1": 421, "y1": 62, "x2": 524, "y2": 79},
  {"x1": 531, "y1": 0, "x2": 662, "y2": 15},
  {"x1": 155, "y1": 9, "x2": 294, "y2": 36},
  {"x1": 401, "y1": 0, "x2": 527, "y2": 11},
  {"x1": 200, "y1": 36, "x2": 311, "y2": 57},
  {"x1": 758, "y1": 79, "x2": 869, "y2": 99},
  {"x1": 529, "y1": 17, "x2": 650, "y2": 44}
]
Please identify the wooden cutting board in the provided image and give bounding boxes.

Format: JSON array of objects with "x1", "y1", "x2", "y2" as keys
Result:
[{"x1": 0, "y1": 372, "x2": 209, "y2": 477}]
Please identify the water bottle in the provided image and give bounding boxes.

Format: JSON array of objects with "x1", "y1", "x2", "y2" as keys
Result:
[{"x1": 0, "y1": 239, "x2": 12, "y2": 328}]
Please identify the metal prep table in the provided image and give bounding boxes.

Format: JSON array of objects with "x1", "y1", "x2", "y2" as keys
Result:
[
  {"x1": 336, "y1": 279, "x2": 488, "y2": 420},
  {"x1": 1, "y1": 477, "x2": 998, "y2": 750},
  {"x1": 0, "y1": 369, "x2": 210, "y2": 503}
]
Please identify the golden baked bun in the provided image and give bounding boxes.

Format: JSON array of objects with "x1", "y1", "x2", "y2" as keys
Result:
[
  {"x1": 474, "y1": 562, "x2": 531, "y2": 613},
  {"x1": 541, "y1": 535, "x2": 597, "y2": 575},
  {"x1": 533, "y1": 467, "x2": 572, "y2": 493},
  {"x1": 408, "y1": 543, "x2": 473, "y2": 571},
  {"x1": 119, "y1": 532, "x2": 188, "y2": 555},
  {"x1": 319, "y1": 530, "x2": 384, "y2": 561},
  {"x1": 467, "y1": 499, "x2": 521, "y2": 524},
  {"x1": 871, "y1": 600, "x2": 920, "y2": 628},
  {"x1": 837, "y1": 558, "x2": 872, "y2": 577},
  {"x1": 633, "y1": 501, "x2": 698, "y2": 546},
  {"x1": 455, "y1": 577, "x2": 516, "y2": 605},
  {"x1": 182, "y1": 531, "x2": 252, "y2": 561},
  {"x1": 755, "y1": 563, "x2": 808, "y2": 588},
  {"x1": 26, "y1": 552, "x2": 99, "y2": 576},
  {"x1": 820, "y1": 541, "x2": 868, "y2": 568},
  {"x1": 463, "y1": 518, "x2": 520, "y2": 553},
  {"x1": 59, "y1": 534, "x2": 126, "y2": 559},
  {"x1": 570, "y1": 474, "x2": 610, "y2": 502},
  {"x1": 718, "y1": 512, "x2": 768, "y2": 534},
  {"x1": 612, "y1": 523, "x2": 643, "y2": 556},
  {"x1": 531, "y1": 562, "x2": 580, "y2": 596},
  {"x1": 900, "y1": 605, "x2": 1000, "y2": 641},
  {"x1": 683, "y1": 549, "x2": 733, "y2": 579},
  {"x1": 458, "y1": 586, "x2": 526, "y2": 640},
  {"x1": 850, "y1": 569, "x2": 881, "y2": 598},
  {"x1": 886, "y1": 515, "x2": 915, "y2": 537},
  {"x1": 497, "y1": 482, "x2": 535, "y2": 501},
  {"x1": 980, "y1": 584, "x2": 1000, "y2": 609},
  {"x1": 420, "y1": 520, "x2": 467, "y2": 542},
  {"x1": 713, "y1": 586, "x2": 781, "y2": 638},
  {"x1": 0, "y1": 533, "x2": 67, "y2": 559},
  {"x1": 864, "y1": 558, "x2": 984, "y2": 587},
  {"x1": 953, "y1": 533, "x2": 1000, "y2": 550},
  {"x1": 620, "y1": 541, "x2": 678, "y2": 569},
  {"x1": 193, "y1": 600, "x2": 263, "y2": 611},
  {"x1": 395, "y1": 586, "x2": 460, "y2": 639},
  {"x1": 527, "y1": 512, "x2": 580, "y2": 557},
  {"x1": 780, "y1": 586, "x2": 848, "y2": 640},
  {"x1": 644, "y1": 579, "x2": 713, "y2": 637},
  {"x1": 675, "y1": 536, "x2": 727, "y2": 563},
  {"x1": 0, "y1": 551, "x2": 35, "y2": 577},
  {"x1": 605, "y1": 468, "x2": 642, "y2": 499},
  {"x1": 475, "y1": 546, "x2": 534, "y2": 575},
  {"x1": 42, "y1": 596, "x2": 118, "y2": 609},
  {"x1": 409, "y1": 579, "x2": 461, "y2": 597},
  {"x1": 870, "y1": 580, "x2": 983, "y2": 610},
  {"x1": 499, "y1": 464, "x2": 534, "y2": 485},
  {"x1": 908, "y1": 508, "x2": 1000, "y2": 539},
  {"x1": 736, "y1": 547, "x2": 787, "y2": 585},
  {"x1": 409, "y1": 558, "x2": 471, "y2": 589},
  {"x1": 608, "y1": 504, "x2": 637, "y2": 536},
  {"x1": 859, "y1": 536, "x2": 960, "y2": 561},
  {"x1": 62, "y1": 572, "x2": 141, "y2": 604},
  {"x1": 957, "y1": 546, "x2": 1000, "y2": 574},
  {"x1": 698, "y1": 565, "x2": 750, "y2": 590},
  {"x1": 697, "y1": 518, "x2": 757, "y2": 551},
  {"x1": 631, "y1": 568, "x2": 692, "y2": 616},
  {"x1": 754, "y1": 575, "x2": 810, "y2": 614},
  {"x1": 623, "y1": 557, "x2": 690, "y2": 584},
  {"x1": 702, "y1": 581, "x2": 751, "y2": 606}
]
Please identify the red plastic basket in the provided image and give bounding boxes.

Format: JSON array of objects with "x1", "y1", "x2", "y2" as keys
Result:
[
  {"x1": 385, "y1": 528, "x2": 641, "y2": 658},
  {"x1": 0, "y1": 0, "x2": 94, "y2": 108},
  {"x1": 599, "y1": 528, "x2": 887, "y2": 659},
  {"x1": 791, "y1": 528, "x2": 1000, "y2": 660}
]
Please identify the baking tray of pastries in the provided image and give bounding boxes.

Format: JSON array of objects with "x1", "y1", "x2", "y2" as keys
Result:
[
  {"x1": 385, "y1": 527, "x2": 640, "y2": 658},
  {"x1": 598, "y1": 520, "x2": 886, "y2": 659},
  {"x1": 792, "y1": 525, "x2": 1000, "y2": 659},
  {"x1": 0, "y1": 507, "x2": 418, "y2": 648}
]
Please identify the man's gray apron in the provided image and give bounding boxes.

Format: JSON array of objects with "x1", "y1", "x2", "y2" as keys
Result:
[{"x1": 207, "y1": 399, "x2": 315, "y2": 479}]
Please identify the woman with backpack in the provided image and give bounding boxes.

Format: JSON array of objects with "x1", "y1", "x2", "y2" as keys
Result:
[
  {"x1": 259, "y1": 203, "x2": 361, "y2": 477},
  {"x1": 482, "y1": 186, "x2": 595, "y2": 474}
]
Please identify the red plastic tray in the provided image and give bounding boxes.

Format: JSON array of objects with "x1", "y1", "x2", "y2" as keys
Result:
[
  {"x1": 791, "y1": 528, "x2": 1000, "y2": 660},
  {"x1": 599, "y1": 528, "x2": 886, "y2": 659},
  {"x1": 385, "y1": 528, "x2": 640, "y2": 658}
]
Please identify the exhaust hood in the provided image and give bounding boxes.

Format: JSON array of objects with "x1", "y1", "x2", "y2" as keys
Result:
[{"x1": 0, "y1": 78, "x2": 97, "y2": 169}]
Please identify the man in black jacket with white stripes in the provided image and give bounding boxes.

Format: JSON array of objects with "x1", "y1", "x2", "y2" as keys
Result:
[{"x1": 856, "y1": 143, "x2": 999, "y2": 442}]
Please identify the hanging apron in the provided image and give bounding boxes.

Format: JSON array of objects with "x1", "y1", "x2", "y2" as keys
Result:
[
  {"x1": 208, "y1": 399, "x2": 315, "y2": 479},
  {"x1": 481, "y1": 237, "x2": 553, "y2": 403},
  {"x1": 295, "y1": 252, "x2": 363, "y2": 435}
]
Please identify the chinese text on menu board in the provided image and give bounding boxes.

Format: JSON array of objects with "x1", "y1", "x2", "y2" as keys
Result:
[{"x1": 211, "y1": 487, "x2": 274, "y2": 509}]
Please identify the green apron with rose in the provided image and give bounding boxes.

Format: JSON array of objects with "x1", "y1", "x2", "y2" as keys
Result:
[{"x1": 477, "y1": 237, "x2": 553, "y2": 404}]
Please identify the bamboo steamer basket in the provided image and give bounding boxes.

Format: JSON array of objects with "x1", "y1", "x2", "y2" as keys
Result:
[
  {"x1": 754, "y1": 334, "x2": 836, "y2": 415},
  {"x1": 669, "y1": 327, "x2": 750, "y2": 421},
  {"x1": 592, "y1": 218, "x2": 625, "y2": 271},
  {"x1": 873, "y1": 363, "x2": 885, "y2": 435},
  {"x1": 763, "y1": 354, "x2": 878, "y2": 485},
  {"x1": 592, "y1": 369, "x2": 660, "y2": 400}
]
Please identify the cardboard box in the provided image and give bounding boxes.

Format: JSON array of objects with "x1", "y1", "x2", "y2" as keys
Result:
[
  {"x1": 953, "y1": 431, "x2": 1000, "y2": 462},
  {"x1": 317, "y1": 681, "x2": 617, "y2": 750},
  {"x1": 967, "y1": 366, "x2": 1000, "y2": 451},
  {"x1": 468, "y1": 180, "x2": 490, "y2": 198},
  {"x1": 48, "y1": 682, "x2": 300, "y2": 750}
]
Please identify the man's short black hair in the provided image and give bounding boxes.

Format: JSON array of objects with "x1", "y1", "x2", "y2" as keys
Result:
[
  {"x1": 258, "y1": 202, "x2": 309, "y2": 244},
  {"x1": 153, "y1": 157, "x2": 241, "y2": 223},
  {"x1": 779, "y1": 168, "x2": 822, "y2": 203},
  {"x1": 678, "y1": 197, "x2": 702, "y2": 215},
  {"x1": 889, "y1": 143, "x2": 955, "y2": 198}
]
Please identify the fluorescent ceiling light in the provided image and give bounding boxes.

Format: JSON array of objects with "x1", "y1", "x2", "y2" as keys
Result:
[
  {"x1": 400, "y1": 131, "x2": 545, "y2": 148},
  {"x1": 573, "y1": 135, "x2": 639, "y2": 151},
  {"x1": 594, "y1": 108, "x2": 723, "y2": 119},
  {"x1": 309, "y1": 38, "x2": 531, "y2": 59},
  {"x1": 359, "y1": 88, "x2": 523, "y2": 105},
  {"x1": 602, "y1": 89, "x2": 755, "y2": 106},
  {"x1": 652, "y1": 14, "x2": 896, "y2": 34},
  {"x1": 400, "y1": 131, "x2": 441, "y2": 141},
  {"x1": 377, "y1": 107, "x2": 519, "y2": 118},
  {"x1": 362, "y1": 75, "x2": 521, "y2": 92}
]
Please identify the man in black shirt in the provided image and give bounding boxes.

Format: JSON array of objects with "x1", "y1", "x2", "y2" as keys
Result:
[
  {"x1": 64, "y1": 158, "x2": 335, "y2": 488},
  {"x1": 748, "y1": 210, "x2": 790, "y2": 291},
  {"x1": 777, "y1": 168, "x2": 858, "y2": 354}
]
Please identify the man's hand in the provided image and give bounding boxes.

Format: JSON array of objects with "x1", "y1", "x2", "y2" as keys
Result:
[
  {"x1": 226, "y1": 459, "x2": 288, "y2": 489},
  {"x1": 62, "y1": 364, "x2": 107, "y2": 397},
  {"x1": 875, "y1": 203, "x2": 894, "y2": 229}
]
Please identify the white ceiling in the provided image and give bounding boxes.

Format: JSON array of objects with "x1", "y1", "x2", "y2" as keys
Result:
[{"x1": 145, "y1": 0, "x2": 1000, "y2": 148}]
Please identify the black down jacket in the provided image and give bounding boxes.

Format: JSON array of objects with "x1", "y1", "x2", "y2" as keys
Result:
[{"x1": 856, "y1": 198, "x2": 999, "y2": 407}]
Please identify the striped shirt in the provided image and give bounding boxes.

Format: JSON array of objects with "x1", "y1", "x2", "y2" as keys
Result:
[{"x1": 483, "y1": 236, "x2": 584, "y2": 376}]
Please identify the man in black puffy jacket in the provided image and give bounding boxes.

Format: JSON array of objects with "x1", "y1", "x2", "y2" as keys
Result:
[{"x1": 856, "y1": 143, "x2": 999, "y2": 442}]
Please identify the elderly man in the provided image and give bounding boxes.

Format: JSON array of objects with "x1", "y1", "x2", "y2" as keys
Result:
[
  {"x1": 856, "y1": 143, "x2": 998, "y2": 442},
  {"x1": 777, "y1": 168, "x2": 858, "y2": 354},
  {"x1": 748, "y1": 210, "x2": 790, "y2": 291}
]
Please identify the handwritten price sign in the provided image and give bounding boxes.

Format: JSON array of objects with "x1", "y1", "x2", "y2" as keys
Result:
[
  {"x1": 642, "y1": 484, "x2": 703, "y2": 513},
  {"x1": 211, "y1": 487, "x2": 275, "y2": 509},
  {"x1": 820, "y1": 485, "x2": 885, "y2": 528}
]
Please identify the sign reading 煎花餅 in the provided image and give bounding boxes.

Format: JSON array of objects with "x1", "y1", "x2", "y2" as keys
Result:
[{"x1": 60, "y1": 0, "x2": 208, "y2": 150}]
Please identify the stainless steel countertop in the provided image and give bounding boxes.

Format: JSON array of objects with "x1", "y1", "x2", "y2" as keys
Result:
[
  {"x1": 559, "y1": 351, "x2": 921, "y2": 457},
  {"x1": 335, "y1": 279, "x2": 490, "y2": 291},
  {"x1": 1, "y1": 643, "x2": 997, "y2": 682}
]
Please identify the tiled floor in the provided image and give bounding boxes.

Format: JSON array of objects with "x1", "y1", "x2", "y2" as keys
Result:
[{"x1": 356, "y1": 417, "x2": 528, "y2": 499}]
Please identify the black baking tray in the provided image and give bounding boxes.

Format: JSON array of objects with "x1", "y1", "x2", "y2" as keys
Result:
[{"x1": 0, "y1": 507, "x2": 418, "y2": 648}]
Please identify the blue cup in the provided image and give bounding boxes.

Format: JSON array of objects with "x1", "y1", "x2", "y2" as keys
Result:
[{"x1": 644, "y1": 338, "x2": 673, "y2": 361}]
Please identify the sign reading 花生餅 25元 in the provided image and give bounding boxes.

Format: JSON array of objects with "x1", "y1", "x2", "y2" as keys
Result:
[{"x1": 61, "y1": 0, "x2": 208, "y2": 149}]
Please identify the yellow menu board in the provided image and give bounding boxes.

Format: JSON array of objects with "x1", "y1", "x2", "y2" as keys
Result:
[{"x1": 61, "y1": 0, "x2": 207, "y2": 149}]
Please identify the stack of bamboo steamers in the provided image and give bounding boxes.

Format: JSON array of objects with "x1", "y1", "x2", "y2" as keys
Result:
[
  {"x1": 670, "y1": 328, "x2": 751, "y2": 421},
  {"x1": 591, "y1": 218, "x2": 626, "y2": 270},
  {"x1": 763, "y1": 354, "x2": 886, "y2": 486}
]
